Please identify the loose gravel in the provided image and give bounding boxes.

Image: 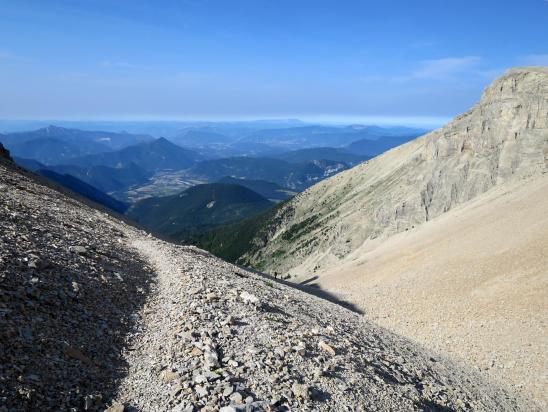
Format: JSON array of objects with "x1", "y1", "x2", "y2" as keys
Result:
[{"x1": 110, "y1": 235, "x2": 532, "y2": 411}]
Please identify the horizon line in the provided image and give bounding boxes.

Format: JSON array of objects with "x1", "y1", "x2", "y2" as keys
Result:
[{"x1": 0, "y1": 115, "x2": 450, "y2": 129}]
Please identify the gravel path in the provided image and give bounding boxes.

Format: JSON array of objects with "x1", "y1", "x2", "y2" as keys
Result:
[{"x1": 109, "y1": 236, "x2": 532, "y2": 411}]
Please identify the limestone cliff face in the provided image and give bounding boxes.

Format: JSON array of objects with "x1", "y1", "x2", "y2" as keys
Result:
[{"x1": 244, "y1": 67, "x2": 548, "y2": 275}]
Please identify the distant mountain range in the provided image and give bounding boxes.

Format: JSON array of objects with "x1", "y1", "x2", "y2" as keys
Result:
[
  {"x1": 65, "y1": 137, "x2": 204, "y2": 171},
  {"x1": 0, "y1": 119, "x2": 307, "y2": 137},
  {"x1": 0, "y1": 125, "x2": 153, "y2": 164},
  {"x1": 239, "y1": 125, "x2": 416, "y2": 148},
  {"x1": 171, "y1": 124, "x2": 425, "y2": 157},
  {"x1": 127, "y1": 183, "x2": 274, "y2": 240},
  {"x1": 4, "y1": 123, "x2": 423, "y2": 220},
  {"x1": 11, "y1": 137, "x2": 205, "y2": 195},
  {"x1": 1, "y1": 127, "x2": 204, "y2": 174}
]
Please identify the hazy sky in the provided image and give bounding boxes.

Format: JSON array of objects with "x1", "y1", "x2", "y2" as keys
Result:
[{"x1": 1, "y1": 0, "x2": 547, "y2": 126}]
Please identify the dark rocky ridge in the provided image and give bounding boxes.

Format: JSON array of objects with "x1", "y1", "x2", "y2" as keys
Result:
[{"x1": 0, "y1": 142, "x2": 12, "y2": 162}]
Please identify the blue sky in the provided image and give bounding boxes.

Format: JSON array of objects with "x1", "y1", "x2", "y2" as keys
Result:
[{"x1": 0, "y1": 0, "x2": 547, "y2": 126}]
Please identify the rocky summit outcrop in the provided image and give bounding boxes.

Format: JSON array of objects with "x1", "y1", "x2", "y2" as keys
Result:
[
  {"x1": 0, "y1": 142, "x2": 11, "y2": 162},
  {"x1": 0, "y1": 135, "x2": 534, "y2": 410},
  {"x1": 239, "y1": 67, "x2": 548, "y2": 276}
]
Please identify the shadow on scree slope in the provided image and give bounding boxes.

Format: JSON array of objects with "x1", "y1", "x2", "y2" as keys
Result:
[{"x1": 239, "y1": 267, "x2": 365, "y2": 315}]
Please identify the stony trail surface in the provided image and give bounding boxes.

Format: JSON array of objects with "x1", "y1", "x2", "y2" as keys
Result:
[
  {"x1": 0, "y1": 151, "x2": 537, "y2": 411},
  {"x1": 109, "y1": 235, "x2": 531, "y2": 411}
]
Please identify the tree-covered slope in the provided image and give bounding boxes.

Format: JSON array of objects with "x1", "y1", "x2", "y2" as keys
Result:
[
  {"x1": 14, "y1": 157, "x2": 151, "y2": 193},
  {"x1": 126, "y1": 183, "x2": 274, "y2": 240},
  {"x1": 6, "y1": 137, "x2": 108, "y2": 165},
  {"x1": 186, "y1": 156, "x2": 349, "y2": 190},
  {"x1": 272, "y1": 147, "x2": 368, "y2": 164},
  {"x1": 185, "y1": 201, "x2": 286, "y2": 264},
  {"x1": 217, "y1": 176, "x2": 296, "y2": 201}
]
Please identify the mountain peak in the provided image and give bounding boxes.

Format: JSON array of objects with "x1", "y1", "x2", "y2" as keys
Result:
[
  {"x1": 44, "y1": 125, "x2": 66, "y2": 133},
  {"x1": 478, "y1": 66, "x2": 548, "y2": 108},
  {"x1": 505, "y1": 66, "x2": 548, "y2": 75},
  {"x1": 151, "y1": 136, "x2": 174, "y2": 147}
]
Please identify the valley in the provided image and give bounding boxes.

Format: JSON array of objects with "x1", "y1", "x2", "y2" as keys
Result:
[
  {"x1": 127, "y1": 183, "x2": 275, "y2": 241},
  {"x1": 1, "y1": 122, "x2": 410, "y2": 238},
  {"x1": 119, "y1": 171, "x2": 206, "y2": 203}
]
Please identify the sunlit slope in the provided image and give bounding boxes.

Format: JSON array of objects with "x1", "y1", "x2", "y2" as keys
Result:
[{"x1": 317, "y1": 173, "x2": 548, "y2": 406}]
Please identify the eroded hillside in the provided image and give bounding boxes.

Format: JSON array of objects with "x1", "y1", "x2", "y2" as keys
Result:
[{"x1": 318, "y1": 174, "x2": 548, "y2": 406}]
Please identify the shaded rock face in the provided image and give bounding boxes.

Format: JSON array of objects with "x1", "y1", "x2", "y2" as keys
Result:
[
  {"x1": 242, "y1": 67, "x2": 548, "y2": 275},
  {"x1": 0, "y1": 163, "x2": 155, "y2": 410},
  {"x1": 0, "y1": 142, "x2": 12, "y2": 162}
]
